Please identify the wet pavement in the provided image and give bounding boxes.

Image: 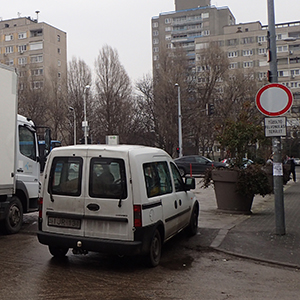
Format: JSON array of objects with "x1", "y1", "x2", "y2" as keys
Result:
[{"x1": 22, "y1": 169, "x2": 300, "y2": 268}]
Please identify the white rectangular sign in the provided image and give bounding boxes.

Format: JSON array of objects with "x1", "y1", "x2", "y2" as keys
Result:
[{"x1": 265, "y1": 117, "x2": 286, "y2": 137}]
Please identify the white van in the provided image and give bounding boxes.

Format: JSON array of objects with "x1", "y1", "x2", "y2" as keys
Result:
[{"x1": 37, "y1": 145, "x2": 199, "y2": 267}]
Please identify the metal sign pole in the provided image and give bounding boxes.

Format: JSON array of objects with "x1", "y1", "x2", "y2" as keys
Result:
[{"x1": 268, "y1": 0, "x2": 285, "y2": 235}]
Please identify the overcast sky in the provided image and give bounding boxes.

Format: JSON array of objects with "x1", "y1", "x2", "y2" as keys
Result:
[{"x1": 1, "y1": 1, "x2": 299, "y2": 83}]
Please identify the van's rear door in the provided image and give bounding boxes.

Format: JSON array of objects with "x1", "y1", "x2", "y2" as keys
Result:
[
  {"x1": 42, "y1": 155, "x2": 85, "y2": 237},
  {"x1": 83, "y1": 154, "x2": 133, "y2": 241}
]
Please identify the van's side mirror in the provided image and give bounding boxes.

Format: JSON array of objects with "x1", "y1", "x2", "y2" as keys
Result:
[{"x1": 185, "y1": 177, "x2": 195, "y2": 190}]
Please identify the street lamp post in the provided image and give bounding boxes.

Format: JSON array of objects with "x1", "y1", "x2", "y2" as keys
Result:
[
  {"x1": 175, "y1": 83, "x2": 183, "y2": 158},
  {"x1": 83, "y1": 85, "x2": 90, "y2": 145},
  {"x1": 69, "y1": 107, "x2": 76, "y2": 145}
]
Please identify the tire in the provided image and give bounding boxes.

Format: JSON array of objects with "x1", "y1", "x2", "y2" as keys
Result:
[
  {"x1": 3, "y1": 196, "x2": 23, "y2": 234},
  {"x1": 146, "y1": 229, "x2": 162, "y2": 268},
  {"x1": 49, "y1": 246, "x2": 69, "y2": 258},
  {"x1": 178, "y1": 167, "x2": 186, "y2": 177},
  {"x1": 185, "y1": 203, "x2": 199, "y2": 237}
]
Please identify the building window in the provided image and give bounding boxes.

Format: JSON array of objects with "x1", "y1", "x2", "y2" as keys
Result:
[
  {"x1": 202, "y1": 13, "x2": 209, "y2": 19},
  {"x1": 243, "y1": 50, "x2": 253, "y2": 56},
  {"x1": 227, "y1": 39, "x2": 238, "y2": 46},
  {"x1": 153, "y1": 55, "x2": 159, "y2": 61},
  {"x1": 5, "y1": 34, "x2": 13, "y2": 41},
  {"x1": 18, "y1": 32, "x2": 27, "y2": 39},
  {"x1": 18, "y1": 57, "x2": 27, "y2": 65},
  {"x1": 18, "y1": 45, "x2": 27, "y2": 53},
  {"x1": 229, "y1": 62, "x2": 238, "y2": 69},
  {"x1": 277, "y1": 46, "x2": 288, "y2": 53},
  {"x1": 31, "y1": 68, "x2": 43, "y2": 76},
  {"x1": 57, "y1": 35, "x2": 60, "y2": 42},
  {"x1": 32, "y1": 81, "x2": 43, "y2": 89},
  {"x1": 165, "y1": 27, "x2": 172, "y2": 32},
  {"x1": 30, "y1": 55, "x2": 43, "y2": 63},
  {"x1": 30, "y1": 42, "x2": 43, "y2": 51},
  {"x1": 241, "y1": 37, "x2": 254, "y2": 44},
  {"x1": 165, "y1": 18, "x2": 172, "y2": 24},
  {"x1": 153, "y1": 38, "x2": 159, "y2": 45},
  {"x1": 258, "y1": 48, "x2": 267, "y2": 55},
  {"x1": 58, "y1": 60, "x2": 61, "y2": 67},
  {"x1": 5, "y1": 46, "x2": 14, "y2": 53},
  {"x1": 258, "y1": 36, "x2": 266, "y2": 43},
  {"x1": 243, "y1": 61, "x2": 253, "y2": 68},
  {"x1": 153, "y1": 30, "x2": 159, "y2": 36},
  {"x1": 30, "y1": 29, "x2": 43, "y2": 37},
  {"x1": 165, "y1": 35, "x2": 171, "y2": 41},
  {"x1": 58, "y1": 72, "x2": 61, "y2": 78},
  {"x1": 58, "y1": 48, "x2": 61, "y2": 54},
  {"x1": 153, "y1": 47, "x2": 159, "y2": 53},
  {"x1": 228, "y1": 51, "x2": 238, "y2": 58},
  {"x1": 153, "y1": 22, "x2": 158, "y2": 28},
  {"x1": 7, "y1": 59, "x2": 14, "y2": 66}
]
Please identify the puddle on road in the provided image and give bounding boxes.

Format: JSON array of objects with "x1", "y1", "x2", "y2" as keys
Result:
[{"x1": 160, "y1": 254, "x2": 194, "y2": 271}]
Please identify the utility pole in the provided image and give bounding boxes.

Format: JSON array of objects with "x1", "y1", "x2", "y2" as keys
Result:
[{"x1": 267, "y1": 0, "x2": 285, "y2": 235}]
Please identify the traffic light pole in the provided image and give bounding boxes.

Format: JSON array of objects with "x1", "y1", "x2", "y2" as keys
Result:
[{"x1": 268, "y1": 0, "x2": 285, "y2": 235}]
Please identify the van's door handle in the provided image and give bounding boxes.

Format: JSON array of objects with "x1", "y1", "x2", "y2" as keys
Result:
[
  {"x1": 17, "y1": 168, "x2": 23, "y2": 173},
  {"x1": 87, "y1": 203, "x2": 100, "y2": 211}
]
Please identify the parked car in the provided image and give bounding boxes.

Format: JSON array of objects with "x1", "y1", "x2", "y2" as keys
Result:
[
  {"x1": 174, "y1": 155, "x2": 226, "y2": 176},
  {"x1": 294, "y1": 158, "x2": 300, "y2": 166},
  {"x1": 221, "y1": 158, "x2": 254, "y2": 168},
  {"x1": 37, "y1": 145, "x2": 199, "y2": 267}
]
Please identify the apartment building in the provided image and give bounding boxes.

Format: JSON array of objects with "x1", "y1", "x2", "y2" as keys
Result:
[
  {"x1": 195, "y1": 21, "x2": 300, "y2": 110},
  {"x1": 0, "y1": 16, "x2": 67, "y2": 90},
  {"x1": 151, "y1": 0, "x2": 235, "y2": 71}
]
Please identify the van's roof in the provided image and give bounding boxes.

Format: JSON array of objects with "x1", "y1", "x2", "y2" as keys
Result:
[{"x1": 50, "y1": 144, "x2": 170, "y2": 157}]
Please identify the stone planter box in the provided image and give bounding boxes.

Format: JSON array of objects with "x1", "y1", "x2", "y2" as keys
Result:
[{"x1": 212, "y1": 169, "x2": 254, "y2": 214}]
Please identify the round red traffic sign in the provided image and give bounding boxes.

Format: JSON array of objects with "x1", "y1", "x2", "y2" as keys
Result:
[{"x1": 255, "y1": 83, "x2": 293, "y2": 117}]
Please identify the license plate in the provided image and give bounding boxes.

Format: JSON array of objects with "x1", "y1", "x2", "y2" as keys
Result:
[{"x1": 48, "y1": 217, "x2": 81, "y2": 229}]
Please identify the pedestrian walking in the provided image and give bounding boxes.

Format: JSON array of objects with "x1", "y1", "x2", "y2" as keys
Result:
[{"x1": 290, "y1": 156, "x2": 296, "y2": 182}]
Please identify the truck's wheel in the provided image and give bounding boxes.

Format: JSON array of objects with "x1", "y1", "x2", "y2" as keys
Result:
[
  {"x1": 3, "y1": 196, "x2": 23, "y2": 234},
  {"x1": 146, "y1": 229, "x2": 162, "y2": 267},
  {"x1": 49, "y1": 246, "x2": 69, "y2": 258}
]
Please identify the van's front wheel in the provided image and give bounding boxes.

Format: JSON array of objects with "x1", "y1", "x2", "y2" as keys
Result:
[
  {"x1": 146, "y1": 229, "x2": 162, "y2": 267},
  {"x1": 49, "y1": 246, "x2": 68, "y2": 258}
]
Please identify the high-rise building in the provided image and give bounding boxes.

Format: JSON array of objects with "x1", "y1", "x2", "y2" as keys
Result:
[
  {"x1": 0, "y1": 16, "x2": 67, "y2": 90},
  {"x1": 151, "y1": 0, "x2": 235, "y2": 71},
  {"x1": 195, "y1": 20, "x2": 300, "y2": 111}
]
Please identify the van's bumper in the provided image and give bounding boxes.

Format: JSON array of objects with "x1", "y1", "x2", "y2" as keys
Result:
[{"x1": 37, "y1": 231, "x2": 143, "y2": 256}]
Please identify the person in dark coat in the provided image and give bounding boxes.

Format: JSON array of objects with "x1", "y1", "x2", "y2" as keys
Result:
[{"x1": 290, "y1": 156, "x2": 296, "y2": 182}]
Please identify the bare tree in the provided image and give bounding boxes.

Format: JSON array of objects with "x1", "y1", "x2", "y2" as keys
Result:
[
  {"x1": 186, "y1": 42, "x2": 229, "y2": 157},
  {"x1": 93, "y1": 45, "x2": 133, "y2": 143},
  {"x1": 67, "y1": 57, "x2": 92, "y2": 144}
]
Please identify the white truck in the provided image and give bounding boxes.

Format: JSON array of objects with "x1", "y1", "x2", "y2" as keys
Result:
[{"x1": 0, "y1": 64, "x2": 49, "y2": 234}]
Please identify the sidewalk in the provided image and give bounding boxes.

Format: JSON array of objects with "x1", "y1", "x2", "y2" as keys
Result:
[{"x1": 195, "y1": 168, "x2": 300, "y2": 268}]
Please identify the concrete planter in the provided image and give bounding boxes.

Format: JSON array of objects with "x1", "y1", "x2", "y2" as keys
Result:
[{"x1": 212, "y1": 169, "x2": 254, "y2": 214}]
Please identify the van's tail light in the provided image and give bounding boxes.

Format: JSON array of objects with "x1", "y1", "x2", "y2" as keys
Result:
[
  {"x1": 38, "y1": 197, "x2": 43, "y2": 218},
  {"x1": 134, "y1": 205, "x2": 142, "y2": 227}
]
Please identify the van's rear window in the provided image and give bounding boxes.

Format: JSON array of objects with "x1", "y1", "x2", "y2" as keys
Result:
[
  {"x1": 48, "y1": 157, "x2": 83, "y2": 196},
  {"x1": 89, "y1": 158, "x2": 127, "y2": 199}
]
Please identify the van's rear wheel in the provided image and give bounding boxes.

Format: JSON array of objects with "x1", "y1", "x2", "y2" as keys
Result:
[
  {"x1": 146, "y1": 229, "x2": 162, "y2": 267},
  {"x1": 49, "y1": 246, "x2": 68, "y2": 258},
  {"x1": 3, "y1": 196, "x2": 23, "y2": 234}
]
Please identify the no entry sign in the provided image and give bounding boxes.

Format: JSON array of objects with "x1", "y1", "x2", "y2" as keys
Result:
[{"x1": 255, "y1": 83, "x2": 293, "y2": 117}]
